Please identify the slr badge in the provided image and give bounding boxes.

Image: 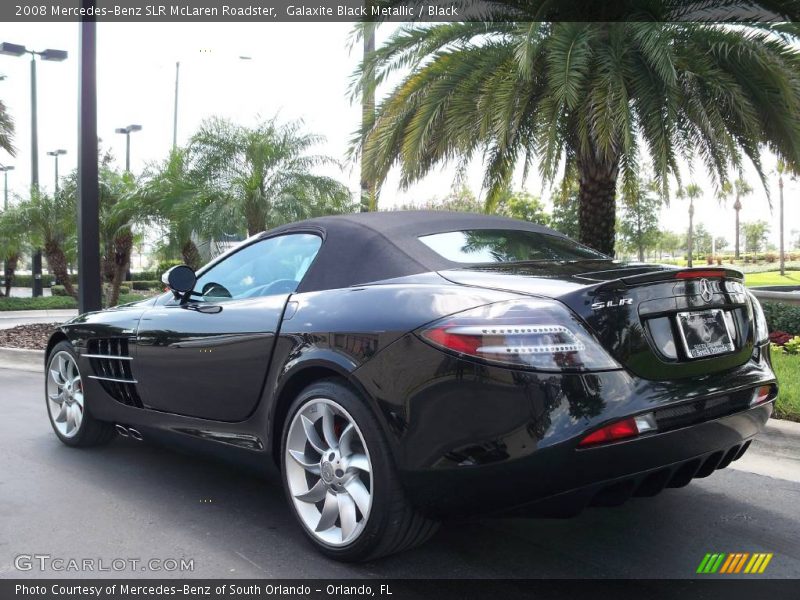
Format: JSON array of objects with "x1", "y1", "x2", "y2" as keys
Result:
[{"x1": 591, "y1": 298, "x2": 633, "y2": 310}]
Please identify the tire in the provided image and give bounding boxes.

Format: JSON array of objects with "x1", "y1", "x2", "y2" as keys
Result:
[
  {"x1": 45, "y1": 341, "x2": 117, "y2": 448},
  {"x1": 280, "y1": 378, "x2": 438, "y2": 561}
]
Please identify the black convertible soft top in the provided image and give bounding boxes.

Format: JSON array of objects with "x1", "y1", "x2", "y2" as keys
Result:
[{"x1": 266, "y1": 210, "x2": 566, "y2": 293}]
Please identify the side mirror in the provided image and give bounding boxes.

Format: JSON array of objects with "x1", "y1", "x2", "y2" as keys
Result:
[{"x1": 162, "y1": 265, "x2": 197, "y2": 296}]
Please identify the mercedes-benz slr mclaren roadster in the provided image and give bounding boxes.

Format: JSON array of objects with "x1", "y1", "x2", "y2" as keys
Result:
[{"x1": 44, "y1": 211, "x2": 777, "y2": 561}]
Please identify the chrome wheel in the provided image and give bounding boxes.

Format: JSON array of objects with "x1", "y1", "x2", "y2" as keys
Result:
[
  {"x1": 285, "y1": 398, "x2": 373, "y2": 546},
  {"x1": 46, "y1": 351, "x2": 84, "y2": 438}
]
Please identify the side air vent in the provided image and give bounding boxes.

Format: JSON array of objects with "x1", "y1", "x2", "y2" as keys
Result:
[{"x1": 85, "y1": 338, "x2": 142, "y2": 408}]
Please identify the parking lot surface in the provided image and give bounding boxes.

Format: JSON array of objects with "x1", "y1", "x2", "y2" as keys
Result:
[{"x1": 1, "y1": 368, "x2": 798, "y2": 579}]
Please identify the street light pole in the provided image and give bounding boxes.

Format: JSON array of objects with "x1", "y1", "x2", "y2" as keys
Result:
[
  {"x1": 30, "y1": 54, "x2": 38, "y2": 187},
  {"x1": 171, "y1": 55, "x2": 250, "y2": 148},
  {"x1": 114, "y1": 124, "x2": 142, "y2": 173},
  {"x1": 0, "y1": 41, "x2": 68, "y2": 297},
  {"x1": 0, "y1": 165, "x2": 13, "y2": 210},
  {"x1": 47, "y1": 149, "x2": 66, "y2": 192},
  {"x1": 173, "y1": 61, "x2": 179, "y2": 149}
]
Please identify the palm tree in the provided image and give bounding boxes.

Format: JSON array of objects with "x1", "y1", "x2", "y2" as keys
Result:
[
  {"x1": 677, "y1": 184, "x2": 702, "y2": 268},
  {"x1": 140, "y1": 148, "x2": 207, "y2": 270},
  {"x1": 0, "y1": 207, "x2": 25, "y2": 296},
  {"x1": 351, "y1": 17, "x2": 800, "y2": 255},
  {"x1": 18, "y1": 188, "x2": 76, "y2": 297},
  {"x1": 719, "y1": 178, "x2": 753, "y2": 260},
  {"x1": 57, "y1": 164, "x2": 142, "y2": 306},
  {"x1": 775, "y1": 160, "x2": 795, "y2": 276},
  {"x1": 190, "y1": 116, "x2": 354, "y2": 237},
  {"x1": 98, "y1": 169, "x2": 141, "y2": 307},
  {"x1": 0, "y1": 97, "x2": 14, "y2": 155}
]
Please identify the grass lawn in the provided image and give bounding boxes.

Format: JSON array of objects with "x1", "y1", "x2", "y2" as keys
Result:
[
  {"x1": 0, "y1": 293, "x2": 150, "y2": 311},
  {"x1": 745, "y1": 271, "x2": 800, "y2": 287},
  {"x1": 772, "y1": 351, "x2": 800, "y2": 422}
]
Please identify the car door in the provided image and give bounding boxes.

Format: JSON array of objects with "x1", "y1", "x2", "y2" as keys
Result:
[{"x1": 134, "y1": 232, "x2": 323, "y2": 421}]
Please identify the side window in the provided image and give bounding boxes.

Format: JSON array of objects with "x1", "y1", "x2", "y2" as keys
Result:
[{"x1": 192, "y1": 233, "x2": 321, "y2": 302}]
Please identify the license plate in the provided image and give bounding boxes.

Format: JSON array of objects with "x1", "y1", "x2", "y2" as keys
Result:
[{"x1": 676, "y1": 309, "x2": 735, "y2": 359}]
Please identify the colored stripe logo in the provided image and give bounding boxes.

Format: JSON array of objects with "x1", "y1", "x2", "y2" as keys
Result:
[{"x1": 696, "y1": 553, "x2": 773, "y2": 574}]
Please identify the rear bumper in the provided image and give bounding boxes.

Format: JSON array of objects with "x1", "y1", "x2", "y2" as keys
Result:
[
  {"x1": 354, "y1": 334, "x2": 776, "y2": 517},
  {"x1": 401, "y1": 402, "x2": 771, "y2": 518}
]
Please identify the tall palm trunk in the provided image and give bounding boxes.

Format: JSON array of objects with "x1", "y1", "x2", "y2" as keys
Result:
[
  {"x1": 43, "y1": 240, "x2": 75, "y2": 298},
  {"x1": 577, "y1": 155, "x2": 619, "y2": 255},
  {"x1": 733, "y1": 198, "x2": 742, "y2": 259},
  {"x1": 3, "y1": 253, "x2": 19, "y2": 296},
  {"x1": 687, "y1": 200, "x2": 695, "y2": 268},
  {"x1": 778, "y1": 174, "x2": 785, "y2": 277},
  {"x1": 107, "y1": 229, "x2": 133, "y2": 307},
  {"x1": 360, "y1": 23, "x2": 376, "y2": 212},
  {"x1": 181, "y1": 239, "x2": 202, "y2": 270}
]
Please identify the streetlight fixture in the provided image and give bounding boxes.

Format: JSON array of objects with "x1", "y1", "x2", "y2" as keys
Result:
[
  {"x1": 1, "y1": 40, "x2": 68, "y2": 297},
  {"x1": 0, "y1": 165, "x2": 13, "y2": 210},
  {"x1": 115, "y1": 124, "x2": 142, "y2": 172},
  {"x1": 46, "y1": 149, "x2": 67, "y2": 192}
]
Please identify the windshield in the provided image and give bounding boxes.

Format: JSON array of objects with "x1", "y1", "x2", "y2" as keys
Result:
[{"x1": 419, "y1": 229, "x2": 607, "y2": 263}]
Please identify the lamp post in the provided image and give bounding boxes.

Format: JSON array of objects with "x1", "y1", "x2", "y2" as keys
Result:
[
  {"x1": 172, "y1": 55, "x2": 251, "y2": 148},
  {"x1": 0, "y1": 41, "x2": 68, "y2": 297},
  {"x1": 115, "y1": 124, "x2": 142, "y2": 172},
  {"x1": 0, "y1": 165, "x2": 13, "y2": 210},
  {"x1": 47, "y1": 149, "x2": 66, "y2": 192}
]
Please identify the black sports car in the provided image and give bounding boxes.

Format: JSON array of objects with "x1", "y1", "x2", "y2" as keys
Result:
[{"x1": 44, "y1": 211, "x2": 777, "y2": 561}]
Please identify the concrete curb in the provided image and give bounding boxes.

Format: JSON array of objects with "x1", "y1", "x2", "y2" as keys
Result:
[
  {"x1": 0, "y1": 347, "x2": 44, "y2": 373},
  {"x1": 0, "y1": 309, "x2": 77, "y2": 319}
]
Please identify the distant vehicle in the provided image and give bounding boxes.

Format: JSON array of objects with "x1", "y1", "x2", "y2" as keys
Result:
[{"x1": 44, "y1": 211, "x2": 776, "y2": 561}]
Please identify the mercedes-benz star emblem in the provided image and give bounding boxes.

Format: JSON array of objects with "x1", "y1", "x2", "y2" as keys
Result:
[{"x1": 699, "y1": 278, "x2": 713, "y2": 303}]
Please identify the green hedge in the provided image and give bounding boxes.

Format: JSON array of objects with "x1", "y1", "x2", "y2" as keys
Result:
[
  {"x1": 131, "y1": 271, "x2": 158, "y2": 281},
  {"x1": 762, "y1": 302, "x2": 800, "y2": 336},
  {"x1": 51, "y1": 284, "x2": 130, "y2": 297},
  {"x1": 131, "y1": 280, "x2": 163, "y2": 291},
  {"x1": 0, "y1": 296, "x2": 77, "y2": 311},
  {"x1": 3, "y1": 274, "x2": 78, "y2": 288}
]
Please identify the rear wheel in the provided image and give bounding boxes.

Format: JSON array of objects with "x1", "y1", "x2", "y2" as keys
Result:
[
  {"x1": 45, "y1": 341, "x2": 116, "y2": 447},
  {"x1": 280, "y1": 379, "x2": 438, "y2": 561}
]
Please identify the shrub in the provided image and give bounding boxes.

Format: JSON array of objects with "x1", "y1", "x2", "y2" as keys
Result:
[
  {"x1": 761, "y1": 302, "x2": 800, "y2": 336},
  {"x1": 52, "y1": 284, "x2": 130, "y2": 296},
  {"x1": 785, "y1": 336, "x2": 800, "y2": 355},
  {"x1": 765, "y1": 252, "x2": 778, "y2": 263},
  {"x1": 769, "y1": 331, "x2": 793, "y2": 346},
  {"x1": 0, "y1": 296, "x2": 77, "y2": 311},
  {"x1": 156, "y1": 259, "x2": 183, "y2": 275},
  {"x1": 131, "y1": 271, "x2": 158, "y2": 281},
  {"x1": 131, "y1": 280, "x2": 163, "y2": 291}
]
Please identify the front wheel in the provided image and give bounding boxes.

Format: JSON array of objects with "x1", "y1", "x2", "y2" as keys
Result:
[
  {"x1": 45, "y1": 341, "x2": 116, "y2": 447},
  {"x1": 280, "y1": 379, "x2": 438, "y2": 561}
]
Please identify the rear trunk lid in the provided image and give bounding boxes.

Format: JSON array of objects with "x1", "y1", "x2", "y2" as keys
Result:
[{"x1": 439, "y1": 261, "x2": 754, "y2": 380}]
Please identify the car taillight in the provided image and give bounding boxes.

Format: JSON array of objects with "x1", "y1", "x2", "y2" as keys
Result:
[
  {"x1": 578, "y1": 413, "x2": 658, "y2": 447},
  {"x1": 750, "y1": 384, "x2": 774, "y2": 406},
  {"x1": 418, "y1": 298, "x2": 620, "y2": 371},
  {"x1": 748, "y1": 292, "x2": 769, "y2": 344}
]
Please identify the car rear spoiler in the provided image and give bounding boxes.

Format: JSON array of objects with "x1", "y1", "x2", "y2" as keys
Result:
[{"x1": 619, "y1": 267, "x2": 744, "y2": 286}]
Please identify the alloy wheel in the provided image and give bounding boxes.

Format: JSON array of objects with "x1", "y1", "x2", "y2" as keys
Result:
[
  {"x1": 46, "y1": 351, "x2": 85, "y2": 438},
  {"x1": 284, "y1": 398, "x2": 373, "y2": 546}
]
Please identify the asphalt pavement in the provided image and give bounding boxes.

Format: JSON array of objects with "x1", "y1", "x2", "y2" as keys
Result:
[{"x1": 1, "y1": 367, "x2": 798, "y2": 580}]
